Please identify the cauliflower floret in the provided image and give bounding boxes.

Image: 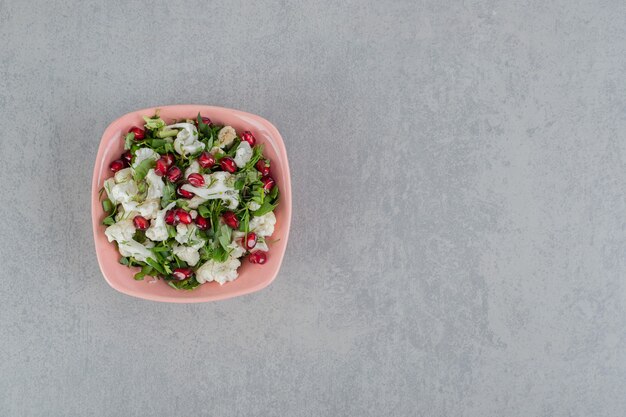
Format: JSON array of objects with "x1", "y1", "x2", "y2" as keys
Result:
[
  {"x1": 172, "y1": 245, "x2": 201, "y2": 266},
  {"x1": 104, "y1": 219, "x2": 136, "y2": 243},
  {"x1": 114, "y1": 167, "x2": 132, "y2": 183},
  {"x1": 110, "y1": 180, "x2": 138, "y2": 204},
  {"x1": 175, "y1": 223, "x2": 204, "y2": 245},
  {"x1": 185, "y1": 160, "x2": 200, "y2": 178},
  {"x1": 145, "y1": 168, "x2": 164, "y2": 200},
  {"x1": 234, "y1": 141, "x2": 253, "y2": 168},
  {"x1": 196, "y1": 257, "x2": 241, "y2": 285},
  {"x1": 187, "y1": 195, "x2": 208, "y2": 209},
  {"x1": 105, "y1": 219, "x2": 154, "y2": 262},
  {"x1": 121, "y1": 199, "x2": 160, "y2": 220},
  {"x1": 181, "y1": 171, "x2": 239, "y2": 209},
  {"x1": 249, "y1": 212, "x2": 276, "y2": 237},
  {"x1": 217, "y1": 126, "x2": 237, "y2": 148},
  {"x1": 252, "y1": 239, "x2": 269, "y2": 253},
  {"x1": 133, "y1": 148, "x2": 159, "y2": 168},
  {"x1": 248, "y1": 201, "x2": 261, "y2": 211},
  {"x1": 145, "y1": 202, "x2": 175, "y2": 241},
  {"x1": 167, "y1": 123, "x2": 205, "y2": 156},
  {"x1": 210, "y1": 146, "x2": 225, "y2": 156},
  {"x1": 228, "y1": 231, "x2": 246, "y2": 258},
  {"x1": 103, "y1": 178, "x2": 118, "y2": 204}
]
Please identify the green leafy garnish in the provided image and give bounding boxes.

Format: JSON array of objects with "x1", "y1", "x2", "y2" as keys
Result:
[
  {"x1": 143, "y1": 115, "x2": 166, "y2": 130},
  {"x1": 133, "y1": 158, "x2": 156, "y2": 182}
]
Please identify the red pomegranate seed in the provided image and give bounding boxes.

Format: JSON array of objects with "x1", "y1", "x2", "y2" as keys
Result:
[
  {"x1": 109, "y1": 159, "x2": 125, "y2": 172},
  {"x1": 187, "y1": 173, "x2": 205, "y2": 187},
  {"x1": 133, "y1": 216, "x2": 150, "y2": 231},
  {"x1": 198, "y1": 116, "x2": 212, "y2": 126},
  {"x1": 177, "y1": 186, "x2": 194, "y2": 199},
  {"x1": 220, "y1": 157, "x2": 237, "y2": 173},
  {"x1": 164, "y1": 210, "x2": 177, "y2": 225},
  {"x1": 154, "y1": 158, "x2": 168, "y2": 176},
  {"x1": 241, "y1": 130, "x2": 256, "y2": 146},
  {"x1": 242, "y1": 232, "x2": 257, "y2": 250},
  {"x1": 195, "y1": 215, "x2": 210, "y2": 230},
  {"x1": 177, "y1": 209, "x2": 193, "y2": 225},
  {"x1": 172, "y1": 268, "x2": 193, "y2": 280},
  {"x1": 166, "y1": 166, "x2": 183, "y2": 182},
  {"x1": 222, "y1": 211, "x2": 239, "y2": 229},
  {"x1": 261, "y1": 176, "x2": 275, "y2": 193},
  {"x1": 122, "y1": 150, "x2": 132, "y2": 165},
  {"x1": 128, "y1": 126, "x2": 145, "y2": 140},
  {"x1": 256, "y1": 159, "x2": 270, "y2": 176},
  {"x1": 198, "y1": 151, "x2": 215, "y2": 168},
  {"x1": 162, "y1": 153, "x2": 175, "y2": 167},
  {"x1": 248, "y1": 252, "x2": 267, "y2": 264}
]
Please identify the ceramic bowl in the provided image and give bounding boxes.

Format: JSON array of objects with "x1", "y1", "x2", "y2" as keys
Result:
[{"x1": 91, "y1": 105, "x2": 291, "y2": 302}]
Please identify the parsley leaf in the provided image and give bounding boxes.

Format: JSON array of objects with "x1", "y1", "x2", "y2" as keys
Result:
[{"x1": 133, "y1": 158, "x2": 156, "y2": 182}]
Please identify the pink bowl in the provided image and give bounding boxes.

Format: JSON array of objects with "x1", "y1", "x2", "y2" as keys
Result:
[{"x1": 91, "y1": 105, "x2": 292, "y2": 302}]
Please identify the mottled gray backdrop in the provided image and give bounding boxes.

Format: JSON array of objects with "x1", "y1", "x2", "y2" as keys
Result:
[{"x1": 1, "y1": 0, "x2": 625, "y2": 416}]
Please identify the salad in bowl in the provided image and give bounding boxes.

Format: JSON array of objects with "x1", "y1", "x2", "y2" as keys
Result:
[{"x1": 99, "y1": 110, "x2": 280, "y2": 291}]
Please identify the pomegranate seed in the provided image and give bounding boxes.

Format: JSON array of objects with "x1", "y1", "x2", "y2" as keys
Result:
[
  {"x1": 261, "y1": 176, "x2": 275, "y2": 193},
  {"x1": 177, "y1": 209, "x2": 193, "y2": 225},
  {"x1": 195, "y1": 215, "x2": 210, "y2": 230},
  {"x1": 172, "y1": 268, "x2": 193, "y2": 281},
  {"x1": 242, "y1": 232, "x2": 257, "y2": 250},
  {"x1": 162, "y1": 153, "x2": 175, "y2": 167},
  {"x1": 166, "y1": 166, "x2": 183, "y2": 182},
  {"x1": 220, "y1": 157, "x2": 237, "y2": 173},
  {"x1": 248, "y1": 252, "x2": 267, "y2": 264},
  {"x1": 128, "y1": 126, "x2": 145, "y2": 140},
  {"x1": 222, "y1": 211, "x2": 239, "y2": 229},
  {"x1": 241, "y1": 130, "x2": 256, "y2": 146},
  {"x1": 187, "y1": 173, "x2": 205, "y2": 187},
  {"x1": 256, "y1": 159, "x2": 270, "y2": 176},
  {"x1": 198, "y1": 116, "x2": 212, "y2": 126},
  {"x1": 133, "y1": 216, "x2": 150, "y2": 231},
  {"x1": 109, "y1": 159, "x2": 125, "y2": 172},
  {"x1": 154, "y1": 158, "x2": 168, "y2": 176},
  {"x1": 177, "y1": 186, "x2": 194, "y2": 199},
  {"x1": 164, "y1": 210, "x2": 178, "y2": 225},
  {"x1": 122, "y1": 150, "x2": 132, "y2": 165},
  {"x1": 197, "y1": 151, "x2": 215, "y2": 168}
]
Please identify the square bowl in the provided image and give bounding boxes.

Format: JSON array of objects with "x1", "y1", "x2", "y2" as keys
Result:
[{"x1": 91, "y1": 105, "x2": 292, "y2": 302}]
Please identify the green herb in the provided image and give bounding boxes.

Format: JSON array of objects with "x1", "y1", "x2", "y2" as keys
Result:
[
  {"x1": 133, "y1": 158, "x2": 156, "y2": 182},
  {"x1": 119, "y1": 257, "x2": 130, "y2": 266},
  {"x1": 145, "y1": 257, "x2": 167, "y2": 275},
  {"x1": 161, "y1": 183, "x2": 176, "y2": 208},
  {"x1": 168, "y1": 277, "x2": 201, "y2": 290},
  {"x1": 253, "y1": 190, "x2": 279, "y2": 217},
  {"x1": 102, "y1": 215, "x2": 115, "y2": 226},
  {"x1": 124, "y1": 132, "x2": 135, "y2": 150},
  {"x1": 102, "y1": 199, "x2": 113, "y2": 213},
  {"x1": 156, "y1": 130, "x2": 178, "y2": 139},
  {"x1": 143, "y1": 115, "x2": 166, "y2": 130},
  {"x1": 239, "y1": 210, "x2": 250, "y2": 233}
]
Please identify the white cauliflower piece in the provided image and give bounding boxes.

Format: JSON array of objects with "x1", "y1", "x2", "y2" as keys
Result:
[
  {"x1": 120, "y1": 199, "x2": 160, "y2": 220},
  {"x1": 229, "y1": 231, "x2": 246, "y2": 258},
  {"x1": 145, "y1": 202, "x2": 175, "y2": 242},
  {"x1": 248, "y1": 201, "x2": 261, "y2": 211},
  {"x1": 175, "y1": 223, "x2": 204, "y2": 245},
  {"x1": 104, "y1": 219, "x2": 154, "y2": 262},
  {"x1": 181, "y1": 171, "x2": 239, "y2": 209},
  {"x1": 233, "y1": 141, "x2": 253, "y2": 168},
  {"x1": 187, "y1": 195, "x2": 208, "y2": 209},
  {"x1": 133, "y1": 148, "x2": 159, "y2": 168},
  {"x1": 217, "y1": 126, "x2": 237, "y2": 148},
  {"x1": 172, "y1": 245, "x2": 201, "y2": 267},
  {"x1": 249, "y1": 212, "x2": 276, "y2": 237},
  {"x1": 196, "y1": 257, "x2": 241, "y2": 285},
  {"x1": 103, "y1": 178, "x2": 118, "y2": 204},
  {"x1": 110, "y1": 180, "x2": 138, "y2": 204},
  {"x1": 145, "y1": 168, "x2": 164, "y2": 200},
  {"x1": 167, "y1": 123, "x2": 205, "y2": 156},
  {"x1": 251, "y1": 239, "x2": 269, "y2": 253},
  {"x1": 185, "y1": 160, "x2": 200, "y2": 178},
  {"x1": 114, "y1": 167, "x2": 132, "y2": 183},
  {"x1": 210, "y1": 146, "x2": 225, "y2": 156}
]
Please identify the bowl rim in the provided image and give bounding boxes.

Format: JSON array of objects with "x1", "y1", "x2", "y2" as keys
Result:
[{"x1": 91, "y1": 104, "x2": 292, "y2": 303}]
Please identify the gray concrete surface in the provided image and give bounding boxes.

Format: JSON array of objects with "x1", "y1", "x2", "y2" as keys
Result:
[{"x1": 1, "y1": 0, "x2": 625, "y2": 416}]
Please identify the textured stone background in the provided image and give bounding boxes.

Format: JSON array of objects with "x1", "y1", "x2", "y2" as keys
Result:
[{"x1": 1, "y1": 0, "x2": 625, "y2": 416}]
